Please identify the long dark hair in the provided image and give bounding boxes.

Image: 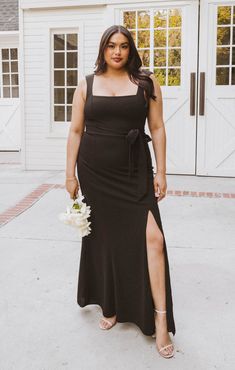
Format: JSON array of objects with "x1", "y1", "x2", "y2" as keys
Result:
[{"x1": 94, "y1": 25, "x2": 157, "y2": 107}]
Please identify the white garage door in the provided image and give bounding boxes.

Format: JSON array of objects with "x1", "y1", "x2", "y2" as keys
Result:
[
  {"x1": 108, "y1": 0, "x2": 235, "y2": 177},
  {"x1": 0, "y1": 44, "x2": 21, "y2": 151}
]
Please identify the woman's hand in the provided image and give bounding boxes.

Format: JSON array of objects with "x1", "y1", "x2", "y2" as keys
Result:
[
  {"x1": 65, "y1": 177, "x2": 80, "y2": 200},
  {"x1": 153, "y1": 173, "x2": 167, "y2": 202}
]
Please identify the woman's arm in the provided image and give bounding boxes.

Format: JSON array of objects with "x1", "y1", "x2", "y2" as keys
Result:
[
  {"x1": 147, "y1": 74, "x2": 167, "y2": 201},
  {"x1": 147, "y1": 74, "x2": 166, "y2": 174},
  {"x1": 66, "y1": 78, "x2": 86, "y2": 178}
]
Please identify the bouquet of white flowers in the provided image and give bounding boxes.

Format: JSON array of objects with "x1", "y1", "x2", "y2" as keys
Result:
[{"x1": 58, "y1": 190, "x2": 91, "y2": 237}]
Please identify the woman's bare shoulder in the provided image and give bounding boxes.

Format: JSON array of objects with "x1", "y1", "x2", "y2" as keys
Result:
[
  {"x1": 148, "y1": 73, "x2": 162, "y2": 100},
  {"x1": 148, "y1": 73, "x2": 160, "y2": 86},
  {"x1": 73, "y1": 77, "x2": 87, "y2": 103}
]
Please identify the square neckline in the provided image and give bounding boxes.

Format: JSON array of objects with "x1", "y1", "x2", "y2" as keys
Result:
[{"x1": 91, "y1": 73, "x2": 140, "y2": 98}]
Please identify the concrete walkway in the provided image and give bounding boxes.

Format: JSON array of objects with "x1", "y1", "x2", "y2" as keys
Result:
[{"x1": 0, "y1": 162, "x2": 235, "y2": 370}]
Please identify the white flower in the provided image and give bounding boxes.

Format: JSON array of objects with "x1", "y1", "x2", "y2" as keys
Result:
[{"x1": 58, "y1": 191, "x2": 92, "y2": 237}]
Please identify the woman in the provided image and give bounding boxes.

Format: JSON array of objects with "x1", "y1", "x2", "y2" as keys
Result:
[{"x1": 65, "y1": 25, "x2": 176, "y2": 359}]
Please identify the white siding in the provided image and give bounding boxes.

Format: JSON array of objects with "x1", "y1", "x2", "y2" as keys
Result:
[
  {"x1": 23, "y1": 6, "x2": 105, "y2": 169},
  {"x1": 20, "y1": 0, "x2": 159, "y2": 10}
]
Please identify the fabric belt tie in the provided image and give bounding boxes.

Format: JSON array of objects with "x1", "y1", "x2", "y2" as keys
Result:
[
  {"x1": 125, "y1": 128, "x2": 152, "y2": 198},
  {"x1": 85, "y1": 125, "x2": 152, "y2": 198}
]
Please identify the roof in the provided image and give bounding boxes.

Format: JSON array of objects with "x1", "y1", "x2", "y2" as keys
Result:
[{"x1": 0, "y1": 0, "x2": 18, "y2": 31}]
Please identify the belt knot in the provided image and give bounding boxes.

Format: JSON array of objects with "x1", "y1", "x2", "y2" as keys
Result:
[{"x1": 125, "y1": 128, "x2": 140, "y2": 146}]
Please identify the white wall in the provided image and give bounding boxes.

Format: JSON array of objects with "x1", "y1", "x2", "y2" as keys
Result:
[{"x1": 22, "y1": 6, "x2": 105, "y2": 170}]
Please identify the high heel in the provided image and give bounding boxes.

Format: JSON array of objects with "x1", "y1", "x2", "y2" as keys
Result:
[
  {"x1": 153, "y1": 308, "x2": 175, "y2": 359},
  {"x1": 99, "y1": 315, "x2": 117, "y2": 330}
]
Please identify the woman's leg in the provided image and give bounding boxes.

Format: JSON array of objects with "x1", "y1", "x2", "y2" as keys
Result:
[{"x1": 146, "y1": 210, "x2": 173, "y2": 356}]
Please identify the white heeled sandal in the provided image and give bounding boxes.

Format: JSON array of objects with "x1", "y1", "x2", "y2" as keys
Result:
[
  {"x1": 99, "y1": 316, "x2": 117, "y2": 330},
  {"x1": 153, "y1": 308, "x2": 175, "y2": 359}
]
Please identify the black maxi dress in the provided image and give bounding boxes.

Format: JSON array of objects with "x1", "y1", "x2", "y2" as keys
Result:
[{"x1": 76, "y1": 73, "x2": 176, "y2": 337}]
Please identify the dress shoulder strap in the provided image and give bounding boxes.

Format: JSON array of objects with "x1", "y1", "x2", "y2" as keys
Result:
[{"x1": 85, "y1": 73, "x2": 94, "y2": 99}]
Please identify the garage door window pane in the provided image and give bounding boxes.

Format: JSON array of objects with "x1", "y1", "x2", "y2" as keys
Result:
[
  {"x1": 11, "y1": 61, "x2": 18, "y2": 72},
  {"x1": 67, "y1": 88, "x2": 75, "y2": 104},
  {"x1": 12, "y1": 87, "x2": 19, "y2": 98},
  {"x1": 2, "y1": 49, "x2": 9, "y2": 60},
  {"x1": 54, "y1": 88, "x2": 65, "y2": 104},
  {"x1": 2, "y1": 62, "x2": 9, "y2": 73},
  {"x1": 3, "y1": 74, "x2": 10, "y2": 85},
  {"x1": 11, "y1": 74, "x2": 18, "y2": 85},
  {"x1": 67, "y1": 70, "x2": 77, "y2": 86},
  {"x1": 54, "y1": 71, "x2": 65, "y2": 86},
  {"x1": 3, "y1": 87, "x2": 10, "y2": 97},
  {"x1": 54, "y1": 35, "x2": 65, "y2": 50},
  {"x1": 67, "y1": 106, "x2": 72, "y2": 121},
  {"x1": 67, "y1": 34, "x2": 78, "y2": 50},
  {"x1": 54, "y1": 53, "x2": 65, "y2": 68},
  {"x1": 232, "y1": 67, "x2": 235, "y2": 84},
  {"x1": 10, "y1": 49, "x2": 17, "y2": 60},
  {"x1": 54, "y1": 106, "x2": 65, "y2": 121},
  {"x1": 67, "y1": 52, "x2": 77, "y2": 68}
]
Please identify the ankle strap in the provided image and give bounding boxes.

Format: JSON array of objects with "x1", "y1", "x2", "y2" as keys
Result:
[{"x1": 154, "y1": 309, "x2": 167, "y2": 314}]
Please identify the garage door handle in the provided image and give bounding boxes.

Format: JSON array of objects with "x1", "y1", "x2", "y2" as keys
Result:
[
  {"x1": 190, "y1": 72, "x2": 196, "y2": 116},
  {"x1": 199, "y1": 72, "x2": 205, "y2": 116}
]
